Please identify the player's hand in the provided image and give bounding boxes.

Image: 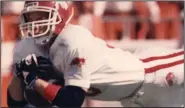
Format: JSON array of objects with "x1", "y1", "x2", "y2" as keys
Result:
[
  {"x1": 36, "y1": 56, "x2": 53, "y2": 73},
  {"x1": 15, "y1": 54, "x2": 37, "y2": 78},
  {"x1": 36, "y1": 56, "x2": 62, "y2": 80},
  {"x1": 15, "y1": 54, "x2": 39, "y2": 89},
  {"x1": 22, "y1": 54, "x2": 38, "y2": 72},
  {"x1": 14, "y1": 62, "x2": 24, "y2": 80}
]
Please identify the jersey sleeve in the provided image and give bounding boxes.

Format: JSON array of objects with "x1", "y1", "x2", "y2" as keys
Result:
[{"x1": 63, "y1": 46, "x2": 91, "y2": 89}]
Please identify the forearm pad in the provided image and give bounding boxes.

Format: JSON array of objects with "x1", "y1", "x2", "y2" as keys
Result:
[
  {"x1": 7, "y1": 89, "x2": 28, "y2": 107},
  {"x1": 51, "y1": 86, "x2": 86, "y2": 107}
]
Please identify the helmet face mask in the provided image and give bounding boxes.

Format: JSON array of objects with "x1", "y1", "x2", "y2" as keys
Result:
[
  {"x1": 19, "y1": 3, "x2": 62, "y2": 38},
  {"x1": 21, "y1": 11, "x2": 49, "y2": 37},
  {"x1": 19, "y1": 1, "x2": 74, "y2": 45}
]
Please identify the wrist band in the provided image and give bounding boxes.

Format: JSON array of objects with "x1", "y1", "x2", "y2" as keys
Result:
[{"x1": 43, "y1": 84, "x2": 61, "y2": 102}]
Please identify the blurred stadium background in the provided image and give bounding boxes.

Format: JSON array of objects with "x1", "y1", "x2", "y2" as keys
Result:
[{"x1": 1, "y1": 1, "x2": 184, "y2": 107}]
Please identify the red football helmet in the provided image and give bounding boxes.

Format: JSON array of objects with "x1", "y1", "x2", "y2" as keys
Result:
[{"x1": 19, "y1": 1, "x2": 73, "y2": 38}]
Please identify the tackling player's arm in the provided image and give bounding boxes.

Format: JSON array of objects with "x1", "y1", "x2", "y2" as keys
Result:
[
  {"x1": 32, "y1": 78, "x2": 87, "y2": 107},
  {"x1": 15, "y1": 53, "x2": 87, "y2": 107},
  {"x1": 7, "y1": 51, "x2": 28, "y2": 107},
  {"x1": 7, "y1": 74, "x2": 27, "y2": 107}
]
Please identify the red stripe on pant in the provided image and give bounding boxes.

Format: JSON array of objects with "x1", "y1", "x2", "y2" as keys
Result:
[
  {"x1": 141, "y1": 51, "x2": 184, "y2": 63},
  {"x1": 144, "y1": 59, "x2": 184, "y2": 74}
]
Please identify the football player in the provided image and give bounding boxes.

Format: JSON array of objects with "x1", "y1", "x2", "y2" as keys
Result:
[
  {"x1": 8, "y1": 1, "x2": 184, "y2": 107},
  {"x1": 7, "y1": 37, "x2": 64, "y2": 107}
]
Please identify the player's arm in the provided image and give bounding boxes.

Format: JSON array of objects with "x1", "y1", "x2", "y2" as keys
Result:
[
  {"x1": 32, "y1": 78, "x2": 87, "y2": 107},
  {"x1": 7, "y1": 75, "x2": 27, "y2": 107},
  {"x1": 7, "y1": 51, "x2": 28, "y2": 107},
  {"x1": 17, "y1": 54, "x2": 88, "y2": 107}
]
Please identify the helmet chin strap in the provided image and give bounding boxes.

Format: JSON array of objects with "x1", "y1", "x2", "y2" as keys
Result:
[
  {"x1": 28, "y1": 33, "x2": 32, "y2": 37},
  {"x1": 40, "y1": 27, "x2": 55, "y2": 46},
  {"x1": 41, "y1": 38, "x2": 50, "y2": 45},
  {"x1": 39, "y1": 35, "x2": 58, "y2": 54},
  {"x1": 27, "y1": 29, "x2": 33, "y2": 37},
  {"x1": 34, "y1": 33, "x2": 57, "y2": 49}
]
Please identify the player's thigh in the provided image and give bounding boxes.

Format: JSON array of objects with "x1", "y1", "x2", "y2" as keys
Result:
[
  {"x1": 124, "y1": 83, "x2": 184, "y2": 107},
  {"x1": 140, "y1": 83, "x2": 184, "y2": 107}
]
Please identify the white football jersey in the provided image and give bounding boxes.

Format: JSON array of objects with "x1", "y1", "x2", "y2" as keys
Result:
[{"x1": 49, "y1": 24, "x2": 145, "y2": 101}]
